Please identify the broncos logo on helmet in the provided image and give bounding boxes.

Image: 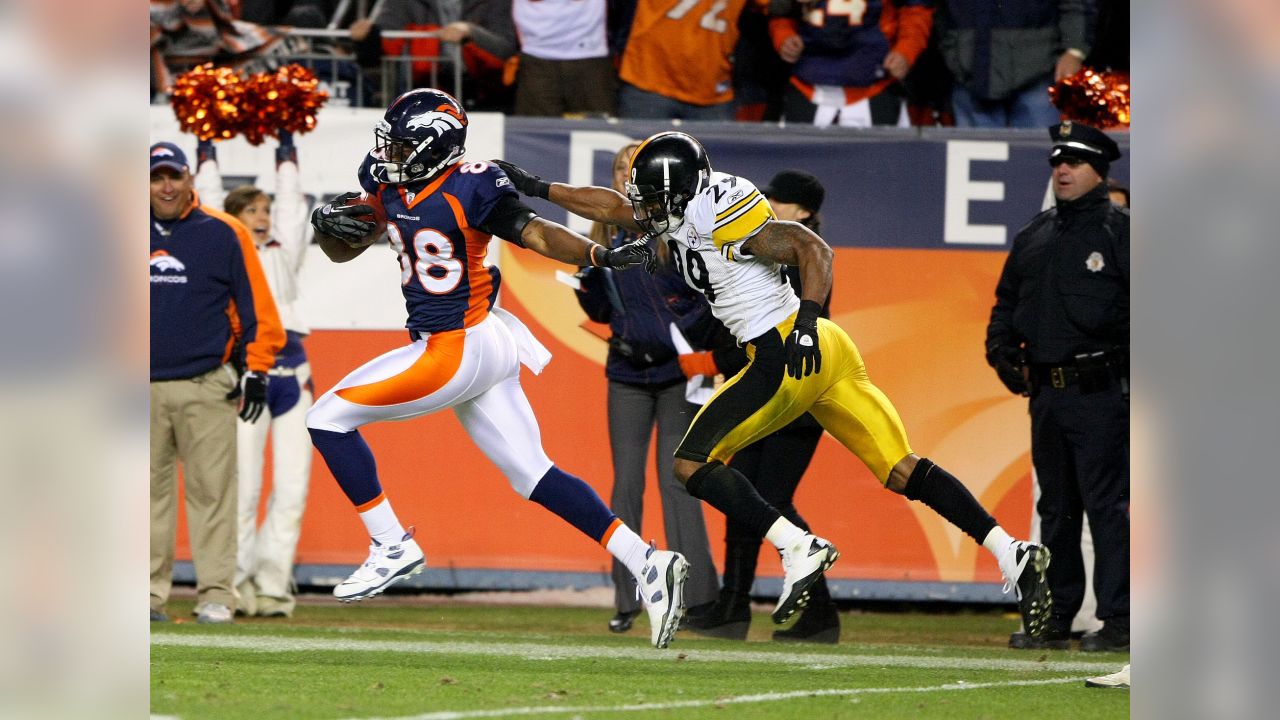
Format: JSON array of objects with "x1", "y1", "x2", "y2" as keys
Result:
[{"x1": 372, "y1": 90, "x2": 469, "y2": 185}]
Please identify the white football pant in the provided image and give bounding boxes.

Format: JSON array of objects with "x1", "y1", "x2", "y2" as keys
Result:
[{"x1": 305, "y1": 310, "x2": 554, "y2": 499}]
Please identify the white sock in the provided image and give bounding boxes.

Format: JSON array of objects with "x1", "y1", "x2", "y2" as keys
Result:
[
  {"x1": 764, "y1": 517, "x2": 807, "y2": 551},
  {"x1": 605, "y1": 522, "x2": 650, "y2": 579},
  {"x1": 981, "y1": 525, "x2": 1015, "y2": 565},
  {"x1": 359, "y1": 497, "x2": 407, "y2": 546}
]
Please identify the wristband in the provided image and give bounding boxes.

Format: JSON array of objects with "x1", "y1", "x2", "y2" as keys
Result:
[
  {"x1": 796, "y1": 299, "x2": 822, "y2": 326},
  {"x1": 588, "y1": 243, "x2": 603, "y2": 267}
]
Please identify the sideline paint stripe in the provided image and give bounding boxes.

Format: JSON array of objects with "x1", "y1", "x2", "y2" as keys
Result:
[
  {"x1": 355, "y1": 677, "x2": 1088, "y2": 720},
  {"x1": 152, "y1": 633, "x2": 1117, "y2": 673}
]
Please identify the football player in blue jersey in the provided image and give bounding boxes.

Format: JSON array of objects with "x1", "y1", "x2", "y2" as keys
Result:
[{"x1": 306, "y1": 89, "x2": 688, "y2": 649}]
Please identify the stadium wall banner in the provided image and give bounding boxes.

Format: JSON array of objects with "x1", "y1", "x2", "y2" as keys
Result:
[{"x1": 150, "y1": 108, "x2": 1128, "y2": 601}]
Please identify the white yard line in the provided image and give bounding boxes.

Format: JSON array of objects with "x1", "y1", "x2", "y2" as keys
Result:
[
  {"x1": 353, "y1": 677, "x2": 1088, "y2": 720},
  {"x1": 152, "y1": 632, "x2": 1117, "y2": 673}
]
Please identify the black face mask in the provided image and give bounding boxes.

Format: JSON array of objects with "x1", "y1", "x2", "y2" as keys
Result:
[{"x1": 629, "y1": 189, "x2": 672, "y2": 235}]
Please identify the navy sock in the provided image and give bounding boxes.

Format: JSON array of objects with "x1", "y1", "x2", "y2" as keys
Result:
[
  {"x1": 528, "y1": 466, "x2": 617, "y2": 542},
  {"x1": 309, "y1": 428, "x2": 382, "y2": 507},
  {"x1": 903, "y1": 458, "x2": 997, "y2": 543},
  {"x1": 685, "y1": 461, "x2": 782, "y2": 537}
]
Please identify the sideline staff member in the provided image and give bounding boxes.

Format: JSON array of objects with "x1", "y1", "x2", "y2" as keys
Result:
[
  {"x1": 986, "y1": 122, "x2": 1130, "y2": 652},
  {"x1": 150, "y1": 141, "x2": 284, "y2": 625}
]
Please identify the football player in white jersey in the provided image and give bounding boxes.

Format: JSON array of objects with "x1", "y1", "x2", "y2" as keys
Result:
[{"x1": 496, "y1": 132, "x2": 1057, "y2": 638}]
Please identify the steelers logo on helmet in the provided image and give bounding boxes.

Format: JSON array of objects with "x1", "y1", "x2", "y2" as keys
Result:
[
  {"x1": 625, "y1": 132, "x2": 712, "y2": 236},
  {"x1": 372, "y1": 88, "x2": 469, "y2": 185}
]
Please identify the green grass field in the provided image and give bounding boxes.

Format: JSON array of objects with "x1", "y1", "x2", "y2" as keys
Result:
[{"x1": 151, "y1": 597, "x2": 1129, "y2": 719}]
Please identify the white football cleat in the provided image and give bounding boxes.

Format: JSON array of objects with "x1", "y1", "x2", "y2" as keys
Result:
[
  {"x1": 999, "y1": 540, "x2": 1053, "y2": 638},
  {"x1": 1085, "y1": 663, "x2": 1130, "y2": 689},
  {"x1": 637, "y1": 546, "x2": 689, "y2": 649},
  {"x1": 334, "y1": 530, "x2": 425, "y2": 602},
  {"x1": 773, "y1": 535, "x2": 839, "y2": 624}
]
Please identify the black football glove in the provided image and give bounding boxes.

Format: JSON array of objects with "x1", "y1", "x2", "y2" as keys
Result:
[
  {"x1": 493, "y1": 159, "x2": 550, "y2": 199},
  {"x1": 226, "y1": 371, "x2": 268, "y2": 423},
  {"x1": 599, "y1": 234, "x2": 657, "y2": 273},
  {"x1": 986, "y1": 344, "x2": 1029, "y2": 395},
  {"x1": 785, "y1": 300, "x2": 823, "y2": 379},
  {"x1": 311, "y1": 192, "x2": 377, "y2": 247}
]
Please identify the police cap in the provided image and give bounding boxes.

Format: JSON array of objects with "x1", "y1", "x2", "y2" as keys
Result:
[{"x1": 1049, "y1": 121, "x2": 1121, "y2": 176}]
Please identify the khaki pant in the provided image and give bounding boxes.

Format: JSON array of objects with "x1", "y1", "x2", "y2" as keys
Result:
[{"x1": 150, "y1": 365, "x2": 239, "y2": 612}]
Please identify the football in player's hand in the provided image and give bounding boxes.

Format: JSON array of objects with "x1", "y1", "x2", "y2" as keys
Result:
[{"x1": 340, "y1": 191, "x2": 387, "y2": 247}]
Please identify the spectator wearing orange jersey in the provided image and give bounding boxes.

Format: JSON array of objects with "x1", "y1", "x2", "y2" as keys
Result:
[
  {"x1": 616, "y1": 0, "x2": 752, "y2": 120},
  {"x1": 769, "y1": 0, "x2": 933, "y2": 127}
]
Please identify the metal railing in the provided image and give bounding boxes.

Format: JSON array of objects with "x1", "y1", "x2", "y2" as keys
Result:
[{"x1": 158, "y1": 26, "x2": 463, "y2": 109}]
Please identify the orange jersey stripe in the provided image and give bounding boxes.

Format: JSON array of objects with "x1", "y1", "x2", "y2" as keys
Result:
[
  {"x1": 203, "y1": 205, "x2": 285, "y2": 373},
  {"x1": 401, "y1": 163, "x2": 461, "y2": 210},
  {"x1": 441, "y1": 191, "x2": 495, "y2": 328},
  {"x1": 336, "y1": 329, "x2": 466, "y2": 406}
]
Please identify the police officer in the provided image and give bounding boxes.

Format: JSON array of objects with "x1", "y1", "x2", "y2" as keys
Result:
[{"x1": 986, "y1": 122, "x2": 1130, "y2": 652}]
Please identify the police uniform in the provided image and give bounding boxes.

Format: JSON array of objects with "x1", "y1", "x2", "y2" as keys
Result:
[
  {"x1": 663, "y1": 171, "x2": 913, "y2": 483},
  {"x1": 986, "y1": 122, "x2": 1130, "y2": 648}
]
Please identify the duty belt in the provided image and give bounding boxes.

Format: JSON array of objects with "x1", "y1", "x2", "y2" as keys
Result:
[
  {"x1": 1029, "y1": 349, "x2": 1127, "y2": 391},
  {"x1": 1030, "y1": 365, "x2": 1083, "y2": 389}
]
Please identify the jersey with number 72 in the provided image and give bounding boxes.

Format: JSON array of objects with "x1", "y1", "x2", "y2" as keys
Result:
[{"x1": 663, "y1": 171, "x2": 800, "y2": 343}]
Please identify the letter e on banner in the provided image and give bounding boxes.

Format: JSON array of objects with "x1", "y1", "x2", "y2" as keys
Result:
[{"x1": 944, "y1": 141, "x2": 1008, "y2": 245}]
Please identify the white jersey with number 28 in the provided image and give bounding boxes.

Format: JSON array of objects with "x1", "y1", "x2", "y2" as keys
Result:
[{"x1": 662, "y1": 171, "x2": 800, "y2": 343}]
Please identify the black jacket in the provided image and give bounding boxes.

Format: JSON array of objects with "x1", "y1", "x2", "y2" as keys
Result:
[
  {"x1": 987, "y1": 183, "x2": 1129, "y2": 364},
  {"x1": 576, "y1": 230, "x2": 741, "y2": 386}
]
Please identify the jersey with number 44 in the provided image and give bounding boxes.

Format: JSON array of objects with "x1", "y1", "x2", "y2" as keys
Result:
[
  {"x1": 359, "y1": 156, "x2": 516, "y2": 334},
  {"x1": 663, "y1": 171, "x2": 799, "y2": 343}
]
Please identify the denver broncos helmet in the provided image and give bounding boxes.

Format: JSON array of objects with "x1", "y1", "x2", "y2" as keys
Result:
[
  {"x1": 625, "y1": 132, "x2": 712, "y2": 235},
  {"x1": 372, "y1": 88, "x2": 468, "y2": 185}
]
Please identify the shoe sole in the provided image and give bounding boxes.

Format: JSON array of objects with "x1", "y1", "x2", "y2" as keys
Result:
[
  {"x1": 1080, "y1": 642, "x2": 1130, "y2": 652},
  {"x1": 652, "y1": 556, "x2": 689, "y2": 649},
  {"x1": 1018, "y1": 546, "x2": 1053, "y2": 638},
  {"x1": 772, "y1": 543, "x2": 840, "y2": 625},
  {"x1": 685, "y1": 619, "x2": 750, "y2": 641},
  {"x1": 334, "y1": 558, "x2": 426, "y2": 603},
  {"x1": 608, "y1": 611, "x2": 641, "y2": 633},
  {"x1": 772, "y1": 625, "x2": 839, "y2": 644}
]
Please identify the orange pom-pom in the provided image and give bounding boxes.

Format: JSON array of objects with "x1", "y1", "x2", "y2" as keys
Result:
[
  {"x1": 170, "y1": 64, "x2": 244, "y2": 141},
  {"x1": 1049, "y1": 69, "x2": 1130, "y2": 129},
  {"x1": 267, "y1": 64, "x2": 328, "y2": 136},
  {"x1": 236, "y1": 64, "x2": 329, "y2": 144}
]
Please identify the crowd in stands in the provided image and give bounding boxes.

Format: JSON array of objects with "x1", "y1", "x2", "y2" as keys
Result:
[{"x1": 152, "y1": 0, "x2": 1128, "y2": 124}]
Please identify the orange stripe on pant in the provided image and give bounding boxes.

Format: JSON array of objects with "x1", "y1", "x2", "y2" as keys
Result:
[
  {"x1": 336, "y1": 329, "x2": 466, "y2": 406},
  {"x1": 355, "y1": 492, "x2": 386, "y2": 513},
  {"x1": 598, "y1": 517, "x2": 623, "y2": 548}
]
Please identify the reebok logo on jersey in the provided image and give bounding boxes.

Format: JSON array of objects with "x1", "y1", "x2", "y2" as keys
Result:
[
  {"x1": 496, "y1": 176, "x2": 510, "y2": 188},
  {"x1": 150, "y1": 250, "x2": 188, "y2": 283}
]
